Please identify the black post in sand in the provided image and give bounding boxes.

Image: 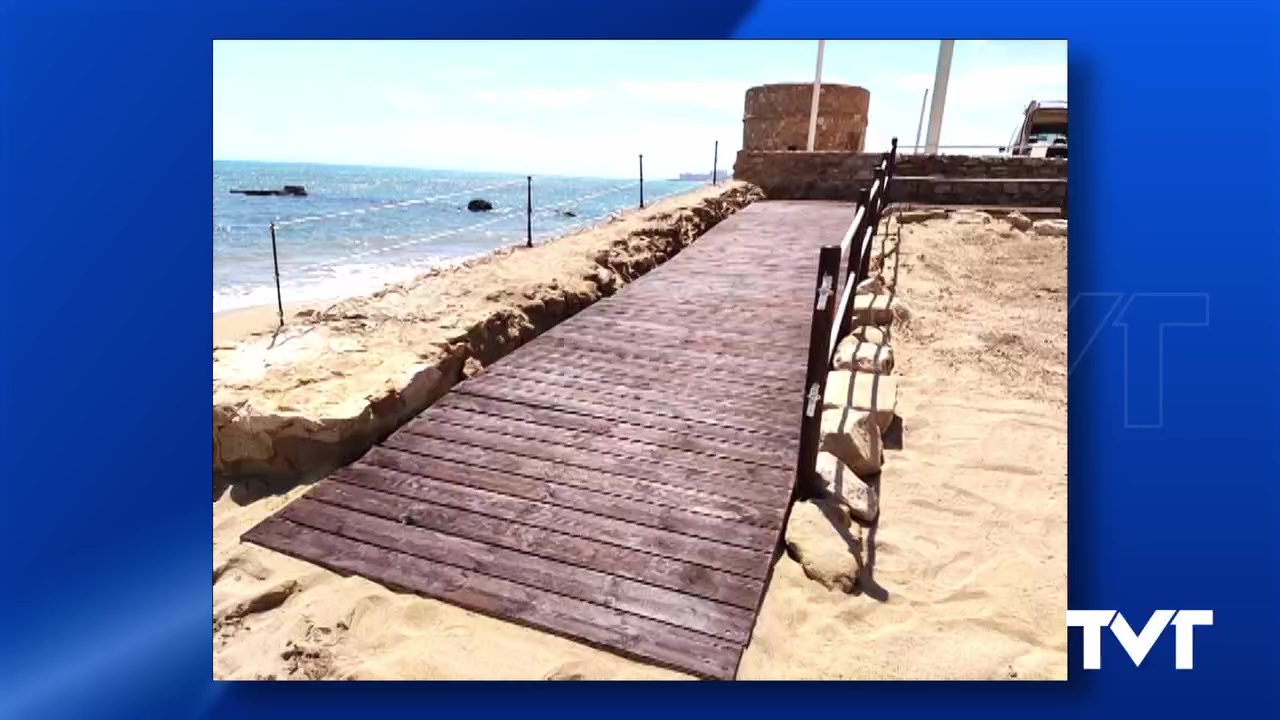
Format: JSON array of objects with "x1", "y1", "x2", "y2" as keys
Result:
[
  {"x1": 269, "y1": 222, "x2": 284, "y2": 328},
  {"x1": 526, "y1": 176, "x2": 533, "y2": 248},
  {"x1": 639, "y1": 154, "x2": 645, "y2": 209},
  {"x1": 713, "y1": 141, "x2": 719, "y2": 185}
]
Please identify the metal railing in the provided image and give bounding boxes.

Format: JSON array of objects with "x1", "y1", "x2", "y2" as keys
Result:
[
  {"x1": 796, "y1": 137, "x2": 898, "y2": 496},
  {"x1": 897, "y1": 142, "x2": 1068, "y2": 157}
]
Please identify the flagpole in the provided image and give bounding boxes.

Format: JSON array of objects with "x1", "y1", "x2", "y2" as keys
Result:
[
  {"x1": 913, "y1": 88, "x2": 929, "y2": 153},
  {"x1": 806, "y1": 40, "x2": 826, "y2": 152},
  {"x1": 924, "y1": 40, "x2": 955, "y2": 154}
]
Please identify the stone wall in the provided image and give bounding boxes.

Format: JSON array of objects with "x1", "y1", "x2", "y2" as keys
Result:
[
  {"x1": 743, "y1": 84, "x2": 871, "y2": 152},
  {"x1": 734, "y1": 150, "x2": 1068, "y2": 206},
  {"x1": 897, "y1": 154, "x2": 1066, "y2": 179},
  {"x1": 889, "y1": 178, "x2": 1066, "y2": 207}
]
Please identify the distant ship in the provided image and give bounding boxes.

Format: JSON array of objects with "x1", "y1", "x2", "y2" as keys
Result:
[{"x1": 673, "y1": 172, "x2": 732, "y2": 182}]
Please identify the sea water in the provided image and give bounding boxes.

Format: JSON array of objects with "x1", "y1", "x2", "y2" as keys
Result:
[{"x1": 213, "y1": 160, "x2": 705, "y2": 312}]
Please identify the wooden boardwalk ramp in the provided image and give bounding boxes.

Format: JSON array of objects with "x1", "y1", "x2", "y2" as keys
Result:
[{"x1": 243, "y1": 201, "x2": 855, "y2": 679}]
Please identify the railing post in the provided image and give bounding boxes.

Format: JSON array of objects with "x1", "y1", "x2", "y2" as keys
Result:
[
  {"x1": 526, "y1": 175, "x2": 533, "y2": 248},
  {"x1": 639, "y1": 154, "x2": 645, "y2": 209},
  {"x1": 847, "y1": 188, "x2": 871, "y2": 284},
  {"x1": 797, "y1": 245, "x2": 842, "y2": 498},
  {"x1": 269, "y1": 221, "x2": 284, "y2": 328},
  {"x1": 888, "y1": 137, "x2": 899, "y2": 184},
  {"x1": 712, "y1": 141, "x2": 719, "y2": 185}
]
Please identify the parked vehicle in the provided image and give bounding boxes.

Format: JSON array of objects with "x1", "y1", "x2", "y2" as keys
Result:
[{"x1": 1000, "y1": 100, "x2": 1067, "y2": 159}]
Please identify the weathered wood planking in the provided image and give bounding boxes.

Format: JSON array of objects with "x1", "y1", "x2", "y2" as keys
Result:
[{"x1": 242, "y1": 201, "x2": 857, "y2": 680}]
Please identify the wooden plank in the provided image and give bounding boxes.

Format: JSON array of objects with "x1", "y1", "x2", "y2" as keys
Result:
[
  {"x1": 333, "y1": 462, "x2": 773, "y2": 579},
  {"x1": 565, "y1": 314, "x2": 810, "y2": 352},
  {"x1": 453, "y1": 382, "x2": 796, "y2": 443},
  {"x1": 243, "y1": 517, "x2": 743, "y2": 680},
  {"x1": 460, "y1": 369, "x2": 802, "y2": 428},
  {"x1": 414, "y1": 405, "x2": 791, "y2": 487},
  {"x1": 379, "y1": 432, "x2": 786, "y2": 529},
  {"x1": 518, "y1": 338, "x2": 802, "y2": 385},
  {"x1": 286, "y1": 493, "x2": 757, "y2": 638},
  {"x1": 358, "y1": 445, "x2": 778, "y2": 550},
  {"x1": 430, "y1": 393, "x2": 793, "y2": 468},
  {"x1": 529, "y1": 333, "x2": 800, "y2": 381},
  {"x1": 490, "y1": 346, "x2": 800, "y2": 396},
  {"x1": 394, "y1": 422, "x2": 789, "y2": 503}
]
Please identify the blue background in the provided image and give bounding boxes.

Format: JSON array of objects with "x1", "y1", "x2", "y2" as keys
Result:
[{"x1": 1, "y1": 0, "x2": 1277, "y2": 717}]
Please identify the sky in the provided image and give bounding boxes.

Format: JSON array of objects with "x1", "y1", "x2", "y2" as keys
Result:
[{"x1": 213, "y1": 40, "x2": 1067, "y2": 179}]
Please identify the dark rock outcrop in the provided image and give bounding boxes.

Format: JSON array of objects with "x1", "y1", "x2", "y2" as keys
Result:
[{"x1": 467, "y1": 199, "x2": 494, "y2": 212}]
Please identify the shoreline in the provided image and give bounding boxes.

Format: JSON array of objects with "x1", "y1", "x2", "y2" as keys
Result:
[
  {"x1": 213, "y1": 191, "x2": 701, "y2": 346},
  {"x1": 213, "y1": 182, "x2": 763, "y2": 481}
]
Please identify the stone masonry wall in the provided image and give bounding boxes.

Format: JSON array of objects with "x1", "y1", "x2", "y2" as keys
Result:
[
  {"x1": 734, "y1": 150, "x2": 1067, "y2": 206},
  {"x1": 743, "y1": 84, "x2": 871, "y2": 152}
]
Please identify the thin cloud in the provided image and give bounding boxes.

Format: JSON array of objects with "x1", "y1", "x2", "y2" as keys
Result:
[
  {"x1": 381, "y1": 87, "x2": 437, "y2": 113},
  {"x1": 897, "y1": 63, "x2": 1068, "y2": 108},
  {"x1": 618, "y1": 80, "x2": 748, "y2": 114},
  {"x1": 514, "y1": 87, "x2": 596, "y2": 110}
]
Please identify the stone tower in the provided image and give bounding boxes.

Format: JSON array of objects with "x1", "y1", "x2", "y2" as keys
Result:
[{"x1": 742, "y1": 83, "x2": 871, "y2": 152}]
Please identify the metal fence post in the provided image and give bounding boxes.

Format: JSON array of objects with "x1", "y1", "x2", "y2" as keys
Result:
[
  {"x1": 713, "y1": 141, "x2": 719, "y2": 185},
  {"x1": 797, "y1": 244, "x2": 842, "y2": 498},
  {"x1": 888, "y1": 137, "x2": 899, "y2": 184},
  {"x1": 848, "y1": 188, "x2": 871, "y2": 283},
  {"x1": 526, "y1": 175, "x2": 533, "y2": 248},
  {"x1": 269, "y1": 222, "x2": 284, "y2": 328},
  {"x1": 639, "y1": 154, "x2": 645, "y2": 209}
]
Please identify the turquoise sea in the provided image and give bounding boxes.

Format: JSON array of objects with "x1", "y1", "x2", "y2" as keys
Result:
[{"x1": 213, "y1": 161, "x2": 705, "y2": 311}]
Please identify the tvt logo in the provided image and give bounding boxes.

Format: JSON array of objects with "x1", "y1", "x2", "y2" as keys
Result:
[
  {"x1": 1069, "y1": 293, "x2": 1210, "y2": 428},
  {"x1": 1066, "y1": 610, "x2": 1213, "y2": 669}
]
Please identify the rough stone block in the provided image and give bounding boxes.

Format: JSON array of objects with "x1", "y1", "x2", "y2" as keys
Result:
[
  {"x1": 1005, "y1": 210, "x2": 1034, "y2": 231},
  {"x1": 832, "y1": 336, "x2": 894, "y2": 374},
  {"x1": 852, "y1": 294, "x2": 897, "y2": 326},
  {"x1": 898, "y1": 208, "x2": 948, "y2": 224},
  {"x1": 784, "y1": 499, "x2": 860, "y2": 592},
  {"x1": 823, "y1": 370, "x2": 898, "y2": 432},
  {"x1": 1033, "y1": 219, "x2": 1068, "y2": 237},
  {"x1": 818, "y1": 407, "x2": 883, "y2": 476},
  {"x1": 852, "y1": 325, "x2": 889, "y2": 345},
  {"x1": 814, "y1": 452, "x2": 880, "y2": 523}
]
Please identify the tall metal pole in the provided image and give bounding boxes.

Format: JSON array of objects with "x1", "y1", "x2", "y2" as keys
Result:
[
  {"x1": 639, "y1": 154, "x2": 645, "y2": 208},
  {"x1": 268, "y1": 222, "x2": 284, "y2": 328},
  {"x1": 806, "y1": 39, "x2": 826, "y2": 152},
  {"x1": 712, "y1": 140, "x2": 719, "y2": 185},
  {"x1": 525, "y1": 175, "x2": 533, "y2": 248},
  {"x1": 913, "y1": 88, "x2": 929, "y2": 153},
  {"x1": 924, "y1": 40, "x2": 955, "y2": 154}
]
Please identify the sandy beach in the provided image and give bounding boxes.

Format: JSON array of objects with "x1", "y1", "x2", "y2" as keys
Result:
[{"x1": 213, "y1": 203, "x2": 1066, "y2": 680}]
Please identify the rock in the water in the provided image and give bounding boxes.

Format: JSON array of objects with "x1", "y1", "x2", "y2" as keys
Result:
[
  {"x1": 1032, "y1": 219, "x2": 1068, "y2": 237},
  {"x1": 832, "y1": 336, "x2": 894, "y2": 374},
  {"x1": 814, "y1": 452, "x2": 880, "y2": 523},
  {"x1": 467, "y1": 198, "x2": 494, "y2": 212},
  {"x1": 1005, "y1": 210, "x2": 1034, "y2": 231},
  {"x1": 559, "y1": 210, "x2": 578, "y2": 218},
  {"x1": 818, "y1": 406, "x2": 883, "y2": 476},
  {"x1": 784, "y1": 499, "x2": 861, "y2": 592}
]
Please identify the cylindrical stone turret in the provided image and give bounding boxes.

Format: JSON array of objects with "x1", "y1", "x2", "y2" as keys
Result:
[{"x1": 742, "y1": 83, "x2": 871, "y2": 152}]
